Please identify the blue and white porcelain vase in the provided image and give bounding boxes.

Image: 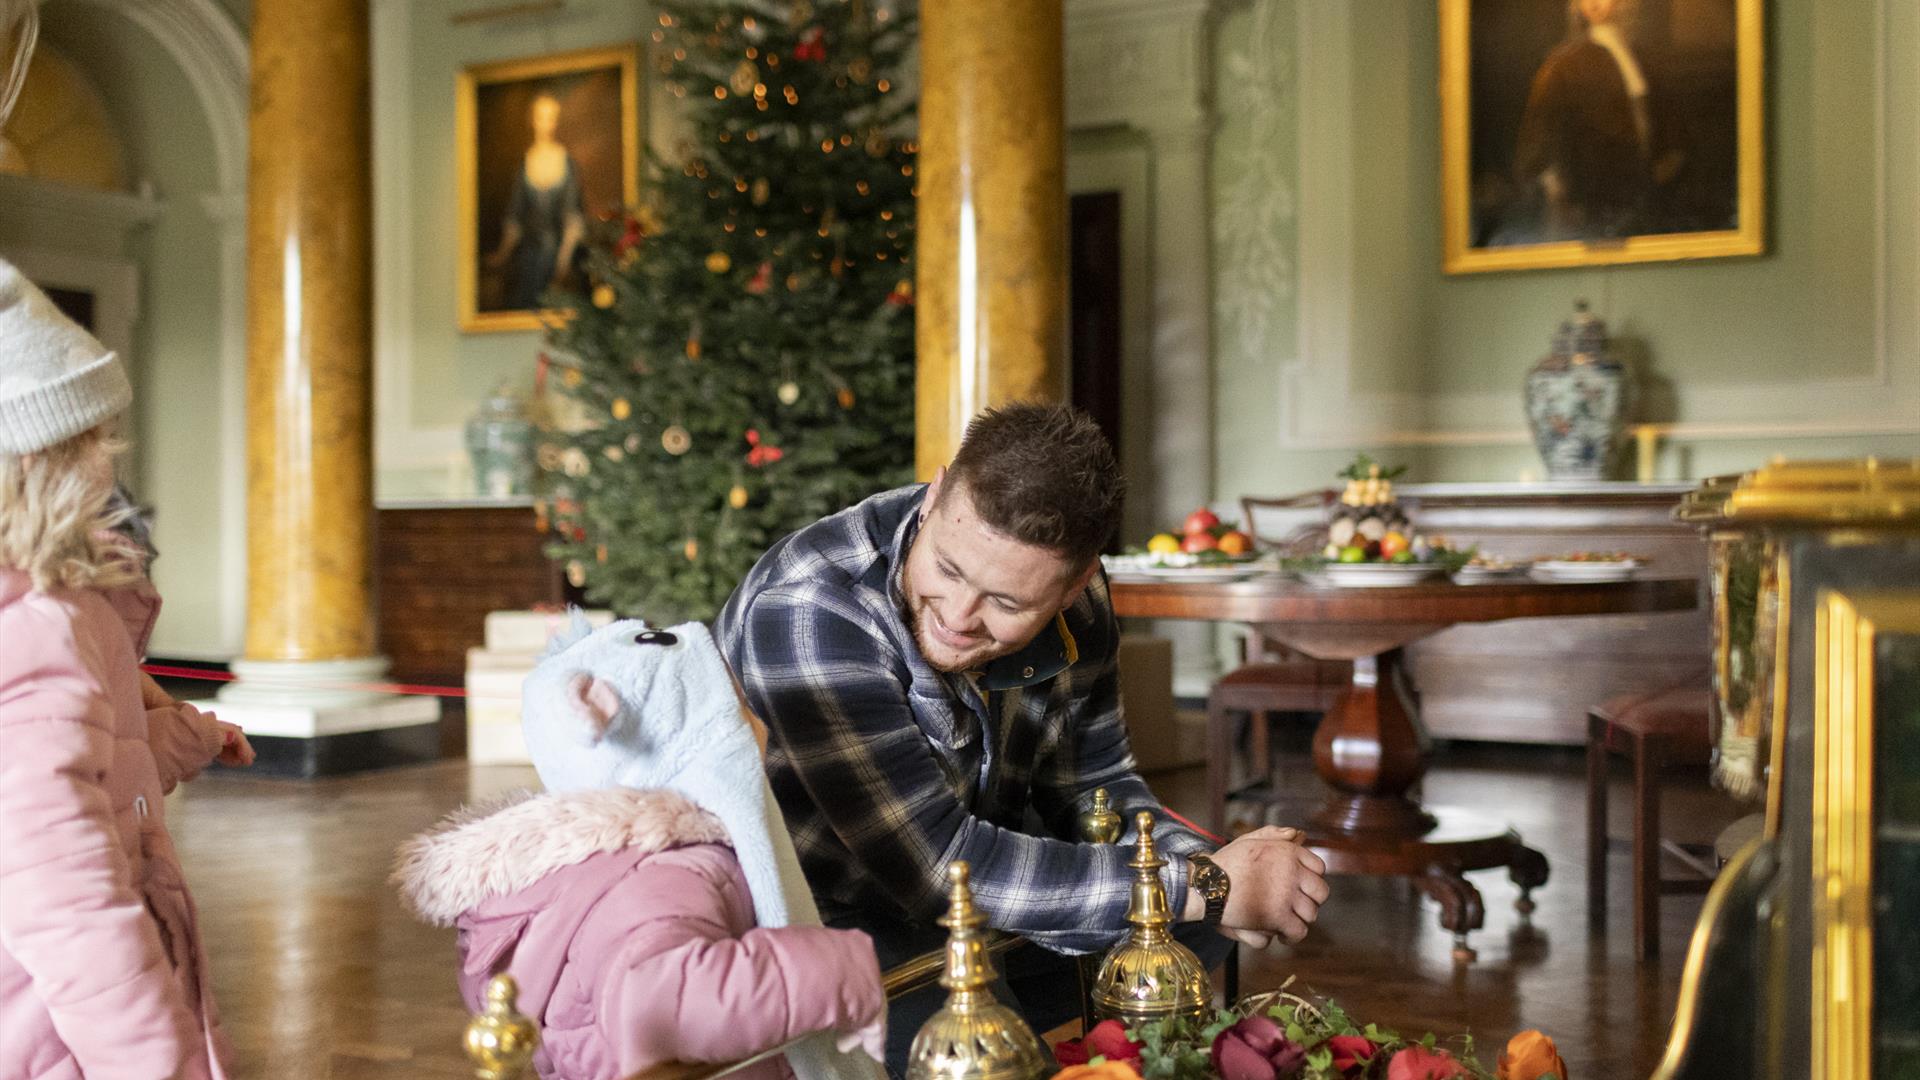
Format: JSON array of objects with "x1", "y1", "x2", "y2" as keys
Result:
[
  {"x1": 1525, "y1": 301, "x2": 1631, "y2": 481},
  {"x1": 465, "y1": 383, "x2": 535, "y2": 498}
]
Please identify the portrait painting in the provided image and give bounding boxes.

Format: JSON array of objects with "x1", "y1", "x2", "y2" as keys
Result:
[
  {"x1": 1440, "y1": 0, "x2": 1763, "y2": 274},
  {"x1": 457, "y1": 44, "x2": 639, "y2": 333}
]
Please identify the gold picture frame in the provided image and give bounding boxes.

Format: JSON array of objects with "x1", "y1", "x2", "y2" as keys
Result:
[
  {"x1": 457, "y1": 44, "x2": 640, "y2": 333},
  {"x1": 1439, "y1": 0, "x2": 1765, "y2": 275}
]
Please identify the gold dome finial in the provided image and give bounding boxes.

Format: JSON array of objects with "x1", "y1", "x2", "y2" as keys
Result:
[
  {"x1": 906, "y1": 862, "x2": 1051, "y2": 1080},
  {"x1": 465, "y1": 974, "x2": 540, "y2": 1080},
  {"x1": 1090, "y1": 811, "x2": 1212, "y2": 1026},
  {"x1": 1079, "y1": 788, "x2": 1123, "y2": 845}
]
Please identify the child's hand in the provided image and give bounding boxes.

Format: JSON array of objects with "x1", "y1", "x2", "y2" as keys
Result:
[
  {"x1": 835, "y1": 1016, "x2": 885, "y2": 1064},
  {"x1": 215, "y1": 721, "x2": 256, "y2": 768}
]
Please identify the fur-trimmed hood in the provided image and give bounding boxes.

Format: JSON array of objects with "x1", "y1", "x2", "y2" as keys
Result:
[{"x1": 392, "y1": 786, "x2": 730, "y2": 926}]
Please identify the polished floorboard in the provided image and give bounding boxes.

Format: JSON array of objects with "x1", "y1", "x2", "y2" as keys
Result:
[{"x1": 165, "y1": 742, "x2": 1740, "y2": 1078}]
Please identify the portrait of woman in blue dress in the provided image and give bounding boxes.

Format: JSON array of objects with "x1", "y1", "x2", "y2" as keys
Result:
[{"x1": 484, "y1": 92, "x2": 587, "y2": 311}]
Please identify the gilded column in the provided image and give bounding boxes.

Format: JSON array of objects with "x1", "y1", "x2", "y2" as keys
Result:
[
  {"x1": 914, "y1": 0, "x2": 1069, "y2": 479},
  {"x1": 240, "y1": 0, "x2": 374, "y2": 663}
]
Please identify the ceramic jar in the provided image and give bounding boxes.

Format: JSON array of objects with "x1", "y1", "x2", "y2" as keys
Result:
[
  {"x1": 465, "y1": 384, "x2": 535, "y2": 497},
  {"x1": 1525, "y1": 300, "x2": 1631, "y2": 481}
]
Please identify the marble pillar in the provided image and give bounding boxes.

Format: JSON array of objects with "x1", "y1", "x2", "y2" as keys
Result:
[
  {"x1": 217, "y1": 0, "x2": 437, "y2": 770},
  {"x1": 914, "y1": 0, "x2": 1070, "y2": 479}
]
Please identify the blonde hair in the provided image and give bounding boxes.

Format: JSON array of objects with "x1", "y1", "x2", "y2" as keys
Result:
[{"x1": 0, "y1": 427, "x2": 143, "y2": 591}]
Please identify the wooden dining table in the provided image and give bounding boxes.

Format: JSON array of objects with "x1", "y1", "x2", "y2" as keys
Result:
[{"x1": 1110, "y1": 571, "x2": 1700, "y2": 960}]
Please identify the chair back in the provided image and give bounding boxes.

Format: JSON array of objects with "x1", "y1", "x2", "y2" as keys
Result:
[{"x1": 1239, "y1": 490, "x2": 1333, "y2": 555}]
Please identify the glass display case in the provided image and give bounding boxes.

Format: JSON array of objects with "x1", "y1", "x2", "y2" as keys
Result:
[{"x1": 1658, "y1": 459, "x2": 1920, "y2": 1080}]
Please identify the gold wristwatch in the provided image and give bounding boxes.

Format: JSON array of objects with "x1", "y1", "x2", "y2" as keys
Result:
[{"x1": 1188, "y1": 853, "x2": 1230, "y2": 925}]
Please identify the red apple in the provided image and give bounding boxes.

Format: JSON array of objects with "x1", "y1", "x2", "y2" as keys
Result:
[
  {"x1": 1182, "y1": 531, "x2": 1219, "y2": 554},
  {"x1": 1183, "y1": 508, "x2": 1221, "y2": 536}
]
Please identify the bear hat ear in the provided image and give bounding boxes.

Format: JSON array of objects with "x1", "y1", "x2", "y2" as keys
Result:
[{"x1": 564, "y1": 671, "x2": 622, "y2": 745}]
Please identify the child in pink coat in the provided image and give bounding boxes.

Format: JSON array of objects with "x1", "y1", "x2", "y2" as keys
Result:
[
  {"x1": 0, "y1": 258, "x2": 254, "y2": 1078},
  {"x1": 395, "y1": 619, "x2": 887, "y2": 1080}
]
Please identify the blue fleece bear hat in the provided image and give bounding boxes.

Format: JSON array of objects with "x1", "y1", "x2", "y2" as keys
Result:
[{"x1": 521, "y1": 614, "x2": 883, "y2": 1080}]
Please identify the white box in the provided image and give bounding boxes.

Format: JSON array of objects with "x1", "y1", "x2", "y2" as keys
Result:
[
  {"x1": 483, "y1": 609, "x2": 614, "y2": 653},
  {"x1": 467, "y1": 706, "x2": 530, "y2": 765}
]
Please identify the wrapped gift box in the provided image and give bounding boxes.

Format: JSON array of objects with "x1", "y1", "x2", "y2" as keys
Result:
[
  {"x1": 466, "y1": 608, "x2": 613, "y2": 764},
  {"x1": 482, "y1": 608, "x2": 614, "y2": 654}
]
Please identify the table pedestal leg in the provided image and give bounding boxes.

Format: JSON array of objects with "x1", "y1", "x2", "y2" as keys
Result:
[{"x1": 1301, "y1": 649, "x2": 1553, "y2": 962}]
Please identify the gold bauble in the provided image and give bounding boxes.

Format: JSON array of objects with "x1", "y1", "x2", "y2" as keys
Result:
[
  {"x1": 751, "y1": 177, "x2": 771, "y2": 205},
  {"x1": 595, "y1": 544, "x2": 608, "y2": 564},
  {"x1": 591, "y1": 283, "x2": 616, "y2": 309},
  {"x1": 728, "y1": 484, "x2": 750, "y2": 509},
  {"x1": 685, "y1": 336, "x2": 702, "y2": 360},
  {"x1": 566, "y1": 560, "x2": 586, "y2": 587},
  {"x1": 662, "y1": 425, "x2": 693, "y2": 455},
  {"x1": 730, "y1": 59, "x2": 758, "y2": 95},
  {"x1": 561, "y1": 367, "x2": 583, "y2": 389},
  {"x1": 706, "y1": 251, "x2": 732, "y2": 273},
  {"x1": 683, "y1": 538, "x2": 700, "y2": 561},
  {"x1": 837, "y1": 386, "x2": 856, "y2": 409},
  {"x1": 611, "y1": 397, "x2": 631, "y2": 420},
  {"x1": 1089, "y1": 811, "x2": 1212, "y2": 1028},
  {"x1": 904, "y1": 863, "x2": 1050, "y2": 1080},
  {"x1": 603, "y1": 444, "x2": 624, "y2": 462}
]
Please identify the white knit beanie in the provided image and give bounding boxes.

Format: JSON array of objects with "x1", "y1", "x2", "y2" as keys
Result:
[{"x1": 0, "y1": 258, "x2": 132, "y2": 455}]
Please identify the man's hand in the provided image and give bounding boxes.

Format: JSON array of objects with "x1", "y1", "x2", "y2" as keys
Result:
[{"x1": 1202, "y1": 826, "x2": 1328, "y2": 947}]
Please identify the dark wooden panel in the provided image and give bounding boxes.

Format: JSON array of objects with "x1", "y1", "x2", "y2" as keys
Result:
[{"x1": 375, "y1": 506, "x2": 562, "y2": 688}]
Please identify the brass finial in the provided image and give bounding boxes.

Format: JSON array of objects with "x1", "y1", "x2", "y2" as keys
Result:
[
  {"x1": 906, "y1": 862, "x2": 1051, "y2": 1080},
  {"x1": 465, "y1": 974, "x2": 540, "y2": 1080},
  {"x1": 1090, "y1": 811, "x2": 1212, "y2": 1026},
  {"x1": 1079, "y1": 788, "x2": 1123, "y2": 845}
]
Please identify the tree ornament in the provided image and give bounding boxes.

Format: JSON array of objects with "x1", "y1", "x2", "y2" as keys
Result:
[
  {"x1": 787, "y1": 0, "x2": 814, "y2": 28},
  {"x1": 596, "y1": 543, "x2": 608, "y2": 564},
  {"x1": 706, "y1": 251, "x2": 732, "y2": 273},
  {"x1": 728, "y1": 484, "x2": 750, "y2": 509},
  {"x1": 603, "y1": 444, "x2": 625, "y2": 462},
  {"x1": 561, "y1": 366, "x2": 583, "y2": 389},
  {"x1": 567, "y1": 560, "x2": 587, "y2": 587},
  {"x1": 561, "y1": 448, "x2": 591, "y2": 477},
  {"x1": 685, "y1": 334, "x2": 702, "y2": 360},
  {"x1": 536, "y1": 443, "x2": 563, "y2": 472},
  {"x1": 785, "y1": 272, "x2": 802, "y2": 292},
  {"x1": 794, "y1": 26, "x2": 828, "y2": 62},
  {"x1": 746, "y1": 261, "x2": 773, "y2": 295},
  {"x1": 662, "y1": 425, "x2": 693, "y2": 455},
  {"x1": 592, "y1": 283, "x2": 616, "y2": 309},
  {"x1": 777, "y1": 381, "x2": 801, "y2": 405},
  {"x1": 611, "y1": 397, "x2": 631, "y2": 420},
  {"x1": 744, "y1": 428, "x2": 785, "y2": 467},
  {"x1": 837, "y1": 386, "x2": 856, "y2": 409},
  {"x1": 683, "y1": 537, "x2": 700, "y2": 561},
  {"x1": 864, "y1": 127, "x2": 889, "y2": 156},
  {"x1": 751, "y1": 177, "x2": 770, "y2": 205},
  {"x1": 886, "y1": 279, "x2": 914, "y2": 306},
  {"x1": 848, "y1": 56, "x2": 872, "y2": 82},
  {"x1": 624, "y1": 433, "x2": 643, "y2": 453},
  {"x1": 730, "y1": 59, "x2": 758, "y2": 95}
]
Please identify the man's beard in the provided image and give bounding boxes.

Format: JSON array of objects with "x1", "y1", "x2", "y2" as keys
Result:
[{"x1": 904, "y1": 588, "x2": 1003, "y2": 674}]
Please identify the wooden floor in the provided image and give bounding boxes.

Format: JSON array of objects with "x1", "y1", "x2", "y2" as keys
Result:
[{"x1": 165, "y1": 742, "x2": 1741, "y2": 1078}]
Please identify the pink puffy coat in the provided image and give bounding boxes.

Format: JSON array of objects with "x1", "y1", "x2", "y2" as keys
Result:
[
  {"x1": 394, "y1": 787, "x2": 885, "y2": 1080},
  {"x1": 0, "y1": 569, "x2": 230, "y2": 1079}
]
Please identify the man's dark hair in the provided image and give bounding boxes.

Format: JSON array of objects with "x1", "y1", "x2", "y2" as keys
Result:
[{"x1": 941, "y1": 403, "x2": 1125, "y2": 569}]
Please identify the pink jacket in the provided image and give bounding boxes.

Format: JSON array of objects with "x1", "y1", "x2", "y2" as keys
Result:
[
  {"x1": 395, "y1": 788, "x2": 885, "y2": 1080},
  {"x1": 0, "y1": 569, "x2": 230, "y2": 1079}
]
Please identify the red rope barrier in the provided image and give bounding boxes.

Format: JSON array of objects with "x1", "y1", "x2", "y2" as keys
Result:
[
  {"x1": 140, "y1": 664, "x2": 469, "y2": 699},
  {"x1": 1160, "y1": 805, "x2": 1226, "y2": 846}
]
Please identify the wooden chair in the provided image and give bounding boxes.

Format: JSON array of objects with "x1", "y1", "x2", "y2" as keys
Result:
[
  {"x1": 1199, "y1": 492, "x2": 1348, "y2": 837},
  {"x1": 1585, "y1": 685, "x2": 1716, "y2": 960}
]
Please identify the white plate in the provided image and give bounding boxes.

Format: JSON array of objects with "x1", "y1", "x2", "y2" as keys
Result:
[
  {"x1": 1139, "y1": 565, "x2": 1262, "y2": 583},
  {"x1": 1305, "y1": 563, "x2": 1444, "y2": 588},
  {"x1": 1529, "y1": 560, "x2": 1639, "y2": 583},
  {"x1": 1451, "y1": 566, "x2": 1528, "y2": 585}
]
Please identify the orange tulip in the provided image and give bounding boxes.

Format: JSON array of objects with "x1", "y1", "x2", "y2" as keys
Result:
[
  {"x1": 1496, "y1": 1031, "x2": 1567, "y2": 1080},
  {"x1": 1050, "y1": 1061, "x2": 1142, "y2": 1080}
]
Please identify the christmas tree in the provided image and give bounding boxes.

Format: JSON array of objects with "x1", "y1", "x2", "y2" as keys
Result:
[{"x1": 541, "y1": 0, "x2": 918, "y2": 624}]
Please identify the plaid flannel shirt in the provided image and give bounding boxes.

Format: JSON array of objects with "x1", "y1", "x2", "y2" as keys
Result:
[{"x1": 713, "y1": 483, "x2": 1212, "y2": 954}]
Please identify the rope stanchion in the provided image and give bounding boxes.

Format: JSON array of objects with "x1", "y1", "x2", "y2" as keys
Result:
[{"x1": 140, "y1": 663, "x2": 470, "y2": 700}]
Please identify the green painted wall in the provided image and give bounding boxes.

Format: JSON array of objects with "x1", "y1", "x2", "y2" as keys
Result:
[
  {"x1": 1211, "y1": 0, "x2": 1919, "y2": 500},
  {"x1": 43, "y1": 7, "x2": 232, "y2": 658}
]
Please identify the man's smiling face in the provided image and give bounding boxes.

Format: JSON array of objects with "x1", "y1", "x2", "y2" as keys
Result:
[{"x1": 900, "y1": 471, "x2": 1096, "y2": 674}]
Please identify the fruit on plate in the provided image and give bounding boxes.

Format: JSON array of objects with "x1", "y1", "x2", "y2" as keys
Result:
[
  {"x1": 1147, "y1": 532, "x2": 1181, "y2": 555},
  {"x1": 1183, "y1": 508, "x2": 1221, "y2": 537},
  {"x1": 1378, "y1": 531, "x2": 1408, "y2": 560},
  {"x1": 1337, "y1": 545, "x2": 1367, "y2": 563},
  {"x1": 1182, "y1": 531, "x2": 1219, "y2": 554},
  {"x1": 1326, "y1": 456, "x2": 1413, "y2": 550},
  {"x1": 1216, "y1": 530, "x2": 1252, "y2": 556}
]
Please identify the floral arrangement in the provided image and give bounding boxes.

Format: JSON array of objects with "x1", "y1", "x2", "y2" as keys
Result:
[{"x1": 1048, "y1": 989, "x2": 1567, "y2": 1080}]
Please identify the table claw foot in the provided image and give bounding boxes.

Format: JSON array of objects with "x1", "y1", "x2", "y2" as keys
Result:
[
  {"x1": 1418, "y1": 867, "x2": 1485, "y2": 964},
  {"x1": 1509, "y1": 843, "x2": 1549, "y2": 920}
]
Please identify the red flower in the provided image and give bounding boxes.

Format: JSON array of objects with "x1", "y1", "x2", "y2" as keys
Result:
[
  {"x1": 744, "y1": 428, "x2": 785, "y2": 468},
  {"x1": 1327, "y1": 1036, "x2": 1380, "y2": 1076},
  {"x1": 793, "y1": 26, "x2": 827, "y2": 61},
  {"x1": 1210, "y1": 1015, "x2": 1306, "y2": 1080},
  {"x1": 1387, "y1": 1046, "x2": 1472, "y2": 1080},
  {"x1": 1052, "y1": 1020, "x2": 1141, "y2": 1071}
]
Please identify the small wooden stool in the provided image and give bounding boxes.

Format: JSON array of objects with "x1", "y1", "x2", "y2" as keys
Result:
[
  {"x1": 1206, "y1": 659, "x2": 1348, "y2": 836},
  {"x1": 1585, "y1": 686, "x2": 1715, "y2": 960}
]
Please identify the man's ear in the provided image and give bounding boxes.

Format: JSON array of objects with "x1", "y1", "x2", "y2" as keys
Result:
[
  {"x1": 922, "y1": 466, "x2": 947, "y2": 522},
  {"x1": 1061, "y1": 557, "x2": 1101, "y2": 608}
]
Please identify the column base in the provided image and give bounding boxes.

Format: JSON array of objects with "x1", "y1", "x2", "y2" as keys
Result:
[{"x1": 197, "y1": 694, "x2": 441, "y2": 779}]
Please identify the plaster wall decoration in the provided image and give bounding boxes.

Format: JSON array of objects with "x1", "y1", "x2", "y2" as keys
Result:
[{"x1": 1279, "y1": 0, "x2": 1917, "y2": 450}]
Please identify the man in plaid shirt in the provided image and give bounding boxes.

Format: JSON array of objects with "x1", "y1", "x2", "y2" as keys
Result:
[{"x1": 715, "y1": 405, "x2": 1327, "y2": 1070}]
